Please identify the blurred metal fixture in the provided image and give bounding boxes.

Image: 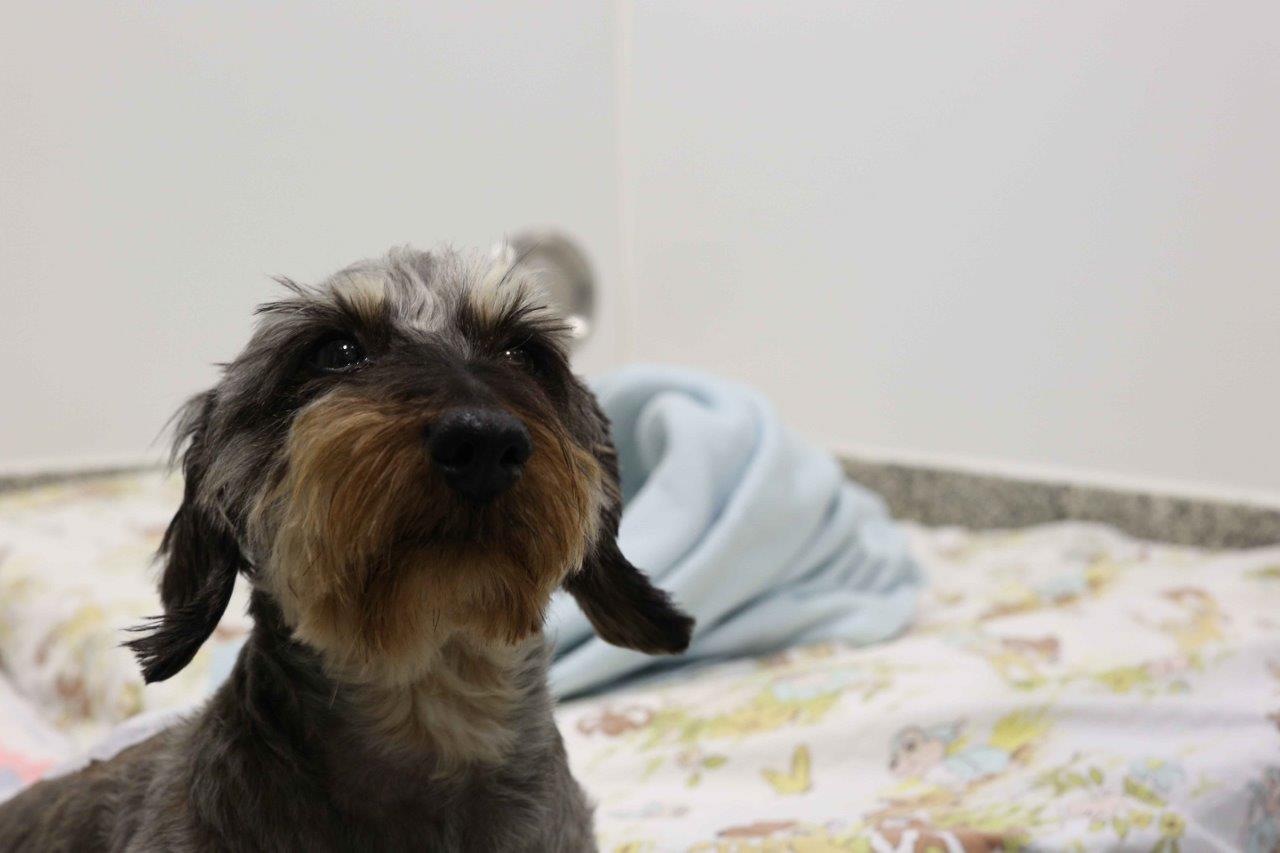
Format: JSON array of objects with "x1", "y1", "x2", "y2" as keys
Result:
[{"x1": 493, "y1": 229, "x2": 597, "y2": 349}]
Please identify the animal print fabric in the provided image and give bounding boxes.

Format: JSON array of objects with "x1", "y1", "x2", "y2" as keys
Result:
[
  {"x1": 2, "y1": 472, "x2": 1279, "y2": 850},
  {"x1": 557, "y1": 523, "x2": 1280, "y2": 852}
]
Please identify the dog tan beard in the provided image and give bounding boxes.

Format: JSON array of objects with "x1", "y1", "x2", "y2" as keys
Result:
[{"x1": 252, "y1": 390, "x2": 604, "y2": 684}]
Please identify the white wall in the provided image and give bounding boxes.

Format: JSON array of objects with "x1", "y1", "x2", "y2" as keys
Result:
[
  {"x1": 1, "y1": 1, "x2": 623, "y2": 472},
  {"x1": 5, "y1": 2, "x2": 1279, "y2": 502},
  {"x1": 621, "y1": 1, "x2": 1280, "y2": 500}
]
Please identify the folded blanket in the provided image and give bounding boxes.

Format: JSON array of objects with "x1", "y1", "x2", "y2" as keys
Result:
[{"x1": 547, "y1": 365, "x2": 923, "y2": 697}]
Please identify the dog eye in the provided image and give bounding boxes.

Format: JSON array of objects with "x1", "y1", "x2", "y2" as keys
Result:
[
  {"x1": 502, "y1": 344, "x2": 534, "y2": 370},
  {"x1": 311, "y1": 337, "x2": 367, "y2": 371}
]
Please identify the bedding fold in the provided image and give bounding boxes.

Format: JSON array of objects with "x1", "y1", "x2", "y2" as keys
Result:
[{"x1": 547, "y1": 364, "x2": 923, "y2": 697}]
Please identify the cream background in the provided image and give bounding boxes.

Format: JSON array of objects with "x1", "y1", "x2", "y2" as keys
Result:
[{"x1": 3, "y1": 2, "x2": 1278, "y2": 500}]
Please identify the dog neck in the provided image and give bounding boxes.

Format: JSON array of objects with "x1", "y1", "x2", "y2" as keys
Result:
[
  {"x1": 339, "y1": 630, "x2": 540, "y2": 769},
  {"x1": 227, "y1": 592, "x2": 551, "y2": 780}
]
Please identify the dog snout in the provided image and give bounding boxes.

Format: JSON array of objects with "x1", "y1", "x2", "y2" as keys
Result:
[{"x1": 427, "y1": 408, "x2": 532, "y2": 503}]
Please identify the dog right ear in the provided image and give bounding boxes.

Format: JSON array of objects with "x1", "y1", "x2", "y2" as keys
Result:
[
  {"x1": 126, "y1": 392, "x2": 246, "y2": 683},
  {"x1": 563, "y1": 394, "x2": 695, "y2": 655}
]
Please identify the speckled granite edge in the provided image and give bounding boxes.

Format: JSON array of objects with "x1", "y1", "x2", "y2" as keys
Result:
[
  {"x1": 5, "y1": 460, "x2": 1280, "y2": 549},
  {"x1": 842, "y1": 457, "x2": 1280, "y2": 549}
]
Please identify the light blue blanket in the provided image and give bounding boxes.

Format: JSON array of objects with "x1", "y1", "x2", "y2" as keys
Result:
[{"x1": 547, "y1": 365, "x2": 924, "y2": 698}]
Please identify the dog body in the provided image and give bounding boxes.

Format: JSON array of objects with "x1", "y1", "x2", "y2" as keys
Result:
[
  {"x1": 1, "y1": 601, "x2": 593, "y2": 852},
  {"x1": 0, "y1": 247, "x2": 692, "y2": 851}
]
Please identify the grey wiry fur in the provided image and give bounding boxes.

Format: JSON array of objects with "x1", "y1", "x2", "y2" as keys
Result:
[{"x1": 0, "y1": 246, "x2": 693, "y2": 852}]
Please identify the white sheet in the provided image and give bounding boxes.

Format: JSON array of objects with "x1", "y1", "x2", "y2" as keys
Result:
[
  {"x1": 556, "y1": 522, "x2": 1280, "y2": 851},
  {"x1": 2, "y1": 472, "x2": 1278, "y2": 849}
]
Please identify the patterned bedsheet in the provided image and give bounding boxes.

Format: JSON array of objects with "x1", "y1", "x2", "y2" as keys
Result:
[{"x1": 2, "y1": 473, "x2": 1279, "y2": 851}]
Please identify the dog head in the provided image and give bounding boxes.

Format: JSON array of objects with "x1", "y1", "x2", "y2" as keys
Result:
[{"x1": 129, "y1": 247, "x2": 693, "y2": 683}]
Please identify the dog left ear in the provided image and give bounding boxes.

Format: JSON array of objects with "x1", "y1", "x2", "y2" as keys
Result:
[
  {"x1": 126, "y1": 392, "x2": 247, "y2": 683},
  {"x1": 563, "y1": 398, "x2": 694, "y2": 655}
]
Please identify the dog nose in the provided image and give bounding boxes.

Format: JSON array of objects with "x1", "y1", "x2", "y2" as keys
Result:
[{"x1": 427, "y1": 408, "x2": 532, "y2": 502}]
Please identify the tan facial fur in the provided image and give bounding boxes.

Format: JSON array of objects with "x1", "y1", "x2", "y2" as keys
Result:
[
  {"x1": 331, "y1": 271, "x2": 389, "y2": 324},
  {"x1": 252, "y1": 389, "x2": 604, "y2": 684},
  {"x1": 466, "y1": 256, "x2": 548, "y2": 327}
]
